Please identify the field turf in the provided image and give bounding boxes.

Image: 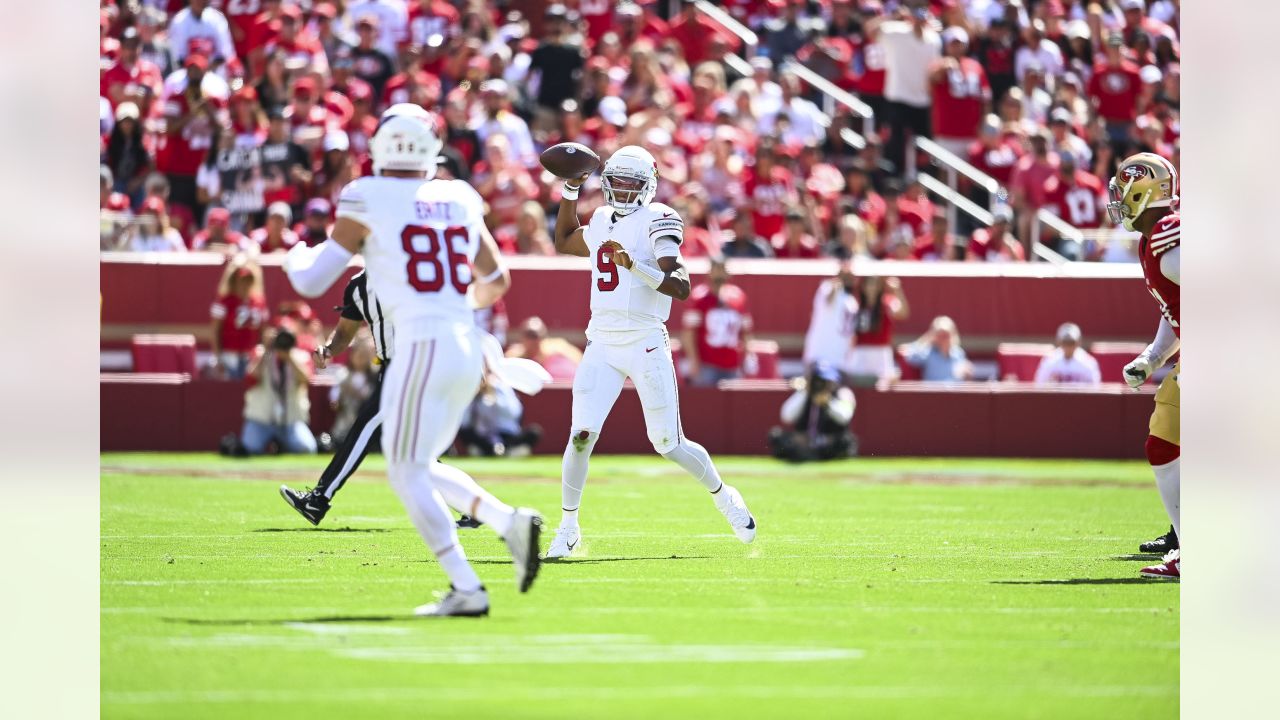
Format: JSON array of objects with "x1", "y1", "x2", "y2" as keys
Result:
[{"x1": 101, "y1": 453, "x2": 1178, "y2": 719}]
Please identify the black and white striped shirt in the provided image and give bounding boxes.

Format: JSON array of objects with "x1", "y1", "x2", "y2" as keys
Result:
[{"x1": 340, "y1": 271, "x2": 393, "y2": 364}]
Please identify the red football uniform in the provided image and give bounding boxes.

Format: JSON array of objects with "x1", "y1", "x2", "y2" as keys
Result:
[
  {"x1": 405, "y1": 1, "x2": 460, "y2": 47},
  {"x1": 1042, "y1": 170, "x2": 1107, "y2": 229},
  {"x1": 931, "y1": 57, "x2": 990, "y2": 140},
  {"x1": 743, "y1": 166, "x2": 795, "y2": 239},
  {"x1": 1138, "y1": 212, "x2": 1180, "y2": 336},
  {"x1": 211, "y1": 293, "x2": 269, "y2": 353},
  {"x1": 158, "y1": 91, "x2": 221, "y2": 176},
  {"x1": 683, "y1": 283, "x2": 753, "y2": 371}
]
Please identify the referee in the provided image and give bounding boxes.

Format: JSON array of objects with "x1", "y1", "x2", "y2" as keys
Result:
[{"x1": 279, "y1": 271, "x2": 390, "y2": 525}]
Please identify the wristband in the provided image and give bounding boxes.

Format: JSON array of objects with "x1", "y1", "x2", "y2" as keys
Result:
[
  {"x1": 561, "y1": 183, "x2": 581, "y2": 200},
  {"x1": 630, "y1": 260, "x2": 665, "y2": 290},
  {"x1": 477, "y1": 266, "x2": 504, "y2": 284}
]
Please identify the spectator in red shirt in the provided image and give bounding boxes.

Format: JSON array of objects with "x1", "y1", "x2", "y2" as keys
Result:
[
  {"x1": 966, "y1": 206, "x2": 1026, "y2": 262},
  {"x1": 250, "y1": 201, "x2": 300, "y2": 252},
  {"x1": 264, "y1": 6, "x2": 329, "y2": 77},
  {"x1": 286, "y1": 77, "x2": 332, "y2": 155},
  {"x1": 210, "y1": 257, "x2": 269, "y2": 380},
  {"x1": 743, "y1": 141, "x2": 797, "y2": 240},
  {"x1": 771, "y1": 207, "x2": 823, "y2": 259},
  {"x1": 102, "y1": 28, "x2": 163, "y2": 109},
  {"x1": 474, "y1": 134, "x2": 540, "y2": 238},
  {"x1": 929, "y1": 27, "x2": 991, "y2": 158},
  {"x1": 967, "y1": 114, "x2": 1024, "y2": 189},
  {"x1": 159, "y1": 52, "x2": 226, "y2": 216},
  {"x1": 1042, "y1": 151, "x2": 1107, "y2": 230},
  {"x1": 911, "y1": 213, "x2": 960, "y2": 261},
  {"x1": 1089, "y1": 32, "x2": 1144, "y2": 148},
  {"x1": 682, "y1": 257, "x2": 755, "y2": 386},
  {"x1": 874, "y1": 179, "x2": 929, "y2": 257},
  {"x1": 667, "y1": 2, "x2": 740, "y2": 67},
  {"x1": 191, "y1": 207, "x2": 250, "y2": 252},
  {"x1": 848, "y1": 274, "x2": 911, "y2": 382},
  {"x1": 1008, "y1": 130, "x2": 1059, "y2": 238}
]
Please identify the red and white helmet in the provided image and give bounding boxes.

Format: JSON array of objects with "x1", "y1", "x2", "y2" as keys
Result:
[
  {"x1": 601, "y1": 145, "x2": 658, "y2": 215},
  {"x1": 370, "y1": 112, "x2": 442, "y2": 177}
]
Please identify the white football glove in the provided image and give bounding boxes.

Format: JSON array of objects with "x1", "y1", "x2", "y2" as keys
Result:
[{"x1": 1123, "y1": 355, "x2": 1154, "y2": 390}]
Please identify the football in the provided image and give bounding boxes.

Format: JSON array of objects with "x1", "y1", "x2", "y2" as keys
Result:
[{"x1": 539, "y1": 142, "x2": 601, "y2": 180}]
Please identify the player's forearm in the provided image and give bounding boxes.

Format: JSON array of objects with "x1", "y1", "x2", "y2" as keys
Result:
[
  {"x1": 470, "y1": 270, "x2": 510, "y2": 309},
  {"x1": 325, "y1": 319, "x2": 361, "y2": 356},
  {"x1": 652, "y1": 265, "x2": 691, "y2": 300},
  {"x1": 552, "y1": 198, "x2": 582, "y2": 254},
  {"x1": 681, "y1": 329, "x2": 700, "y2": 365},
  {"x1": 1142, "y1": 318, "x2": 1180, "y2": 368}
]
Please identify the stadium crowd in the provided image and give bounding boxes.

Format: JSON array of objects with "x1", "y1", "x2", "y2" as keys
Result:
[{"x1": 100, "y1": 0, "x2": 1180, "y2": 265}]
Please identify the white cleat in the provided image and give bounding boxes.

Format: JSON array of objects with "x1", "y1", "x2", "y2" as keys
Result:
[
  {"x1": 545, "y1": 525, "x2": 581, "y2": 559},
  {"x1": 414, "y1": 586, "x2": 489, "y2": 617},
  {"x1": 715, "y1": 484, "x2": 757, "y2": 543},
  {"x1": 503, "y1": 508, "x2": 544, "y2": 593}
]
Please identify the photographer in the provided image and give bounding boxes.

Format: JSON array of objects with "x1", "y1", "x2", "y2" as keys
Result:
[
  {"x1": 238, "y1": 323, "x2": 317, "y2": 455},
  {"x1": 457, "y1": 371, "x2": 543, "y2": 458},
  {"x1": 768, "y1": 363, "x2": 858, "y2": 462}
]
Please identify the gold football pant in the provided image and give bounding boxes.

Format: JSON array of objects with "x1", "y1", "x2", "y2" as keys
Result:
[{"x1": 1149, "y1": 362, "x2": 1180, "y2": 446}]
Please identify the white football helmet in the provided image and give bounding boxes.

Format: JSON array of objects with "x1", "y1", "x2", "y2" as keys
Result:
[
  {"x1": 370, "y1": 113, "x2": 442, "y2": 177},
  {"x1": 601, "y1": 145, "x2": 658, "y2": 215},
  {"x1": 379, "y1": 102, "x2": 432, "y2": 125}
]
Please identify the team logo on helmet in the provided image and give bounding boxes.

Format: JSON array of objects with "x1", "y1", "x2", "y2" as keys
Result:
[{"x1": 1121, "y1": 164, "x2": 1150, "y2": 181}]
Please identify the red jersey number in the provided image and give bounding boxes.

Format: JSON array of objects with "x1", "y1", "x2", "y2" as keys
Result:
[
  {"x1": 401, "y1": 225, "x2": 471, "y2": 294},
  {"x1": 596, "y1": 244, "x2": 619, "y2": 292}
]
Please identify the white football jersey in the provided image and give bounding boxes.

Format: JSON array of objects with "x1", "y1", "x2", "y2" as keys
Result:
[
  {"x1": 335, "y1": 176, "x2": 485, "y2": 340},
  {"x1": 582, "y1": 202, "x2": 684, "y2": 339}
]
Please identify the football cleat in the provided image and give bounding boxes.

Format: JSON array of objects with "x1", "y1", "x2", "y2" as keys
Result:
[
  {"x1": 1140, "y1": 549, "x2": 1180, "y2": 581},
  {"x1": 279, "y1": 486, "x2": 330, "y2": 526},
  {"x1": 1139, "y1": 526, "x2": 1178, "y2": 554},
  {"x1": 715, "y1": 484, "x2": 757, "y2": 544},
  {"x1": 545, "y1": 526, "x2": 581, "y2": 559},
  {"x1": 414, "y1": 585, "x2": 489, "y2": 617},
  {"x1": 503, "y1": 509, "x2": 543, "y2": 593},
  {"x1": 456, "y1": 515, "x2": 484, "y2": 529}
]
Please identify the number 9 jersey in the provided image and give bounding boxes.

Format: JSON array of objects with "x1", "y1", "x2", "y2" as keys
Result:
[
  {"x1": 336, "y1": 176, "x2": 486, "y2": 340},
  {"x1": 582, "y1": 202, "x2": 684, "y2": 339}
]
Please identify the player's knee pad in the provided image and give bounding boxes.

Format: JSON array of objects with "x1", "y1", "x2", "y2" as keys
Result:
[
  {"x1": 1145, "y1": 435, "x2": 1180, "y2": 466},
  {"x1": 567, "y1": 429, "x2": 599, "y2": 454}
]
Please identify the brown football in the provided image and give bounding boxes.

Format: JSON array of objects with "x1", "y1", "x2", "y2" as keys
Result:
[{"x1": 539, "y1": 142, "x2": 601, "y2": 179}]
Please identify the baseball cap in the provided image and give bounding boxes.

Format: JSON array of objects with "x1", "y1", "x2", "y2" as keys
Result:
[
  {"x1": 312, "y1": 3, "x2": 337, "y2": 20},
  {"x1": 1065, "y1": 19, "x2": 1091, "y2": 41},
  {"x1": 207, "y1": 207, "x2": 231, "y2": 226},
  {"x1": 991, "y1": 205, "x2": 1014, "y2": 224},
  {"x1": 941, "y1": 27, "x2": 969, "y2": 46},
  {"x1": 121, "y1": 27, "x2": 140, "y2": 45},
  {"x1": 356, "y1": 15, "x2": 378, "y2": 30},
  {"x1": 185, "y1": 52, "x2": 209, "y2": 71},
  {"x1": 811, "y1": 362, "x2": 841, "y2": 384},
  {"x1": 267, "y1": 202, "x2": 293, "y2": 222},
  {"x1": 480, "y1": 78, "x2": 509, "y2": 96},
  {"x1": 784, "y1": 206, "x2": 805, "y2": 221},
  {"x1": 545, "y1": 3, "x2": 568, "y2": 19},
  {"x1": 1120, "y1": 0, "x2": 1144, "y2": 10},
  {"x1": 140, "y1": 196, "x2": 166, "y2": 215},
  {"x1": 115, "y1": 101, "x2": 140, "y2": 122},
  {"x1": 750, "y1": 56, "x2": 774, "y2": 72},
  {"x1": 293, "y1": 77, "x2": 318, "y2": 99},
  {"x1": 598, "y1": 96, "x2": 627, "y2": 126},
  {"x1": 616, "y1": 2, "x2": 643, "y2": 17},
  {"x1": 1056, "y1": 150, "x2": 1077, "y2": 166},
  {"x1": 323, "y1": 130, "x2": 350, "y2": 153},
  {"x1": 280, "y1": 5, "x2": 303, "y2": 21},
  {"x1": 1140, "y1": 65, "x2": 1163, "y2": 84},
  {"x1": 305, "y1": 198, "x2": 332, "y2": 216},
  {"x1": 1056, "y1": 322, "x2": 1083, "y2": 344},
  {"x1": 1049, "y1": 107, "x2": 1073, "y2": 125}
]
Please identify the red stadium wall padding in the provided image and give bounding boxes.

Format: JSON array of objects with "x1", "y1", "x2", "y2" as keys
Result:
[
  {"x1": 101, "y1": 375, "x2": 1155, "y2": 459},
  {"x1": 100, "y1": 255, "x2": 1157, "y2": 349}
]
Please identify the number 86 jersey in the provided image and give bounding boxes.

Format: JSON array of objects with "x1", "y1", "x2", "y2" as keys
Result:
[
  {"x1": 583, "y1": 202, "x2": 684, "y2": 340},
  {"x1": 336, "y1": 176, "x2": 485, "y2": 339}
]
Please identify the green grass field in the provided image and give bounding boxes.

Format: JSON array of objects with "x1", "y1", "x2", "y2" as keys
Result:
[{"x1": 101, "y1": 453, "x2": 1178, "y2": 719}]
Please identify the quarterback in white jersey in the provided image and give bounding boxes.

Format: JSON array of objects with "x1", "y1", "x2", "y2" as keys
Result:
[
  {"x1": 546, "y1": 145, "x2": 757, "y2": 558},
  {"x1": 283, "y1": 110, "x2": 543, "y2": 617}
]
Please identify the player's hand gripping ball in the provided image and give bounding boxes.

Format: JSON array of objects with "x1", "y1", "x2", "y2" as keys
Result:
[
  {"x1": 600, "y1": 240, "x2": 633, "y2": 270},
  {"x1": 540, "y1": 142, "x2": 601, "y2": 184}
]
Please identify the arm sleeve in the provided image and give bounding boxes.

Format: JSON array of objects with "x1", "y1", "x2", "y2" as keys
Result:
[
  {"x1": 1143, "y1": 318, "x2": 1180, "y2": 368},
  {"x1": 780, "y1": 389, "x2": 806, "y2": 425},
  {"x1": 827, "y1": 387, "x2": 856, "y2": 426},
  {"x1": 649, "y1": 210, "x2": 685, "y2": 248},
  {"x1": 654, "y1": 237, "x2": 682, "y2": 259}
]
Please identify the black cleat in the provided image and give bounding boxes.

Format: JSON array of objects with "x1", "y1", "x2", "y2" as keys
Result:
[
  {"x1": 1139, "y1": 525, "x2": 1178, "y2": 554},
  {"x1": 280, "y1": 486, "x2": 330, "y2": 526},
  {"x1": 456, "y1": 514, "x2": 484, "y2": 529}
]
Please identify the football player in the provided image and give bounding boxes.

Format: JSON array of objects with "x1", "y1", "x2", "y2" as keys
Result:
[
  {"x1": 1108, "y1": 152, "x2": 1181, "y2": 580},
  {"x1": 282, "y1": 112, "x2": 543, "y2": 615},
  {"x1": 546, "y1": 145, "x2": 757, "y2": 558}
]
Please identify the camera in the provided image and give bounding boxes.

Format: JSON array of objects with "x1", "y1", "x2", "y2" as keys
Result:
[{"x1": 272, "y1": 328, "x2": 297, "y2": 352}]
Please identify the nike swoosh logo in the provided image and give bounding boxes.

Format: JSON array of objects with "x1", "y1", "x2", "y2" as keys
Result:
[
  {"x1": 663, "y1": 212, "x2": 674, "y2": 218},
  {"x1": 646, "y1": 347, "x2": 658, "y2": 353},
  {"x1": 305, "y1": 503, "x2": 321, "y2": 511},
  {"x1": 567, "y1": 539, "x2": 578, "y2": 550}
]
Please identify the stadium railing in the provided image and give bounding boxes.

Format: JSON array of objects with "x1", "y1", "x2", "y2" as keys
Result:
[
  {"x1": 780, "y1": 60, "x2": 876, "y2": 142},
  {"x1": 692, "y1": 0, "x2": 759, "y2": 59}
]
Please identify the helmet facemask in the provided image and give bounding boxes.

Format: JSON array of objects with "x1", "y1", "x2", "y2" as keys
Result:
[{"x1": 602, "y1": 169, "x2": 653, "y2": 215}]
